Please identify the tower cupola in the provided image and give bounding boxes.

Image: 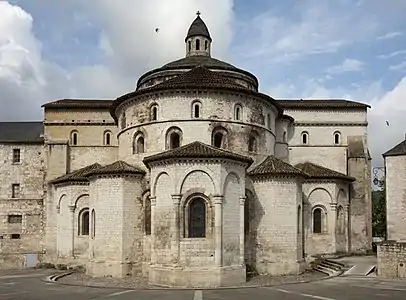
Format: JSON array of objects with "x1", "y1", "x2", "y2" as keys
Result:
[{"x1": 185, "y1": 12, "x2": 212, "y2": 57}]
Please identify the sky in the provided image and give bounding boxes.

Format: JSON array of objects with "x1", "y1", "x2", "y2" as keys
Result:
[{"x1": 1, "y1": 0, "x2": 406, "y2": 170}]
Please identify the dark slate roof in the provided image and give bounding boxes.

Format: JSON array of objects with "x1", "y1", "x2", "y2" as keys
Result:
[
  {"x1": 248, "y1": 156, "x2": 304, "y2": 177},
  {"x1": 87, "y1": 160, "x2": 145, "y2": 176},
  {"x1": 50, "y1": 163, "x2": 102, "y2": 184},
  {"x1": 153, "y1": 66, "x2": 245, "y2": 90},
  {"x1": 276, "y1": 99, "x2": 371, "y2": 109},
  {"x1": 185, "y1": 15, "x2": 212, "y2": 41},
  {"x1": 0, "y1": 122, "x2": 44, "y2": 143},
  {"x1": 143, "y1": 141, "x2": 253, "y2": 166},
  {"x1": 383, "y1": 139, "x2": 406, "y2": 157},
  {"x1": 163, "y1": 55, "x2": 235, "y2": 70},
  {"x1": 42, "y1": 99, "x2": 113, "y2": 109},
  {"x1": 295, "y1": 162, "x2": 355, "y2": 181}
]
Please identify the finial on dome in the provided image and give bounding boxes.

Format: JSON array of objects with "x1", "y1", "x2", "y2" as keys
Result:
[
  {"x1": 185, "y1": 12, "x2": 212, "y2": 57},
  {"x1": 196, "y1": 11, "x2": 201, "y2": 17}
]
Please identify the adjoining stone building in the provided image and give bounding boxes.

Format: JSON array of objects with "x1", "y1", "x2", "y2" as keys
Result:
[
  {"x1": 0, "y1": 14, "x2": 372, "y2": 287},
  {"x1": 377, "y1": 136, "x2": 406, "y2": 278}
]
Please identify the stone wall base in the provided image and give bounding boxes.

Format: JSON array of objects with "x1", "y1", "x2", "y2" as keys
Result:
[
  {"x1": 149, "y1": 264, "x2": 246, "y2": 288},
  {"x1": 256, "y1": 260, "x2": 305, "y2": 276},
  {"x1": 86, "y1": 259, "x2": 132, "y2": 278}
]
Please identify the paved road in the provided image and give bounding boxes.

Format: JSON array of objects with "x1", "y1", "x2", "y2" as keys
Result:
[{"x1": 1, "y1": 270, "x2": 406, "y2": 299}]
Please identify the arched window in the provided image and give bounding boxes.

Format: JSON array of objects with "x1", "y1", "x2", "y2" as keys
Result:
[
  {"x1": 78, "y1": 209, "x2": 89, "y2": 236},
  {"x1": 133, "y1": 132, "x2": 145, "y2": 154},
  {"x1": 70, "y1": 131, "x2": 78, "y2": 146},
  {"x1": 188, "y1": 41, "x2": 192, "y2": 52},
  {"x1": 120, "y1": 112, "x2": 126, "y2": 129},
  {"x1": 213, "y1": 132, "x2": 224, "y2": 148},
  {"x1": 188, "y1": 198, "x2": 206, "y2": 238},
  {"x1": 192, "y1": 101, "x2": 201, "y2": 118},
  {"x1": 151, "y1": 104, "x2": 158, "y2": 121},
  {"x1": 104, "y1": 131, "x2": 111, "y2": 146},
  {"x1": 283, "y1": 131, "x2": 287, "y2": 143},
  {"x1": 166, "y1": 127, "x2": 182, "y2": 150},
  {"x1": 334, "y1": 131, "x2": 341, "y2": 145},
  {"x1": 267, "y1": 114, "x2": 271, "y2": 129},
  {"x1": 196, "y1": 39, "x2": 200, "y2": 51},
  {"x1": 244, "y1": 197, "x2": 250, "y2": 235},
  {"x1": 211, "y1": 126, "x2": 228, "y2": 149},
  {"x1": 205, "y1": 40, "x2": 208, "y2": 50},
  {"x1": 313, "y1": 208, "x2": 323, "y2": 234},
  {"x1": 234, "y1": 104, "x2": 242, "y2": 121},
  {"x1": 248, "y1": 135, "x2": 257, "y2": 152},
  {"x1": 301, "y1": 131, "x2": 309, "y2": 145},
  {"x1": 297, "y1": 205, "x2": 302, "y2": 234},
  {"x1": 91, "y1": 209, "x2": 95, "y2": 239},
  {"x1": 145, "y1": 196, "x2": 151, "y2": 235}
]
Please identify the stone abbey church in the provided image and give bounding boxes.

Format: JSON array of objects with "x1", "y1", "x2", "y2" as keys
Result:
[{"x1": 0, "y1": 14, "x2": 372, "y2": 287}]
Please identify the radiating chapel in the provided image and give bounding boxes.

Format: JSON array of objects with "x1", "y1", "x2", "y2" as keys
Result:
[{"x1": 0, "y1": 14, "x2": 372, "y2": 287}]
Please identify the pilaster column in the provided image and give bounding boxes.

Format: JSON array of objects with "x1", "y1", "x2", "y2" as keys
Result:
[
  {"x1": 239, "y1": 196, "x2": 246, "y2": 265},
  {"x1": 213, "y1": 195, "x2": 223, "y2": 267},
  {"x1": 329, "y1": 203, "x2": 337, "y2": 250},
  {"x1": 344, "y1": 204, "x2": 350, "y2": 252},
  {"x1": 171, "y1": 194, "x2": 182, "y2": 265},
  {"x1": 68, "y1": 205, "x2": 76, "y2": 257},
  {"x1": 150, "y1": 196, "x2": 157, "y2": 264}
]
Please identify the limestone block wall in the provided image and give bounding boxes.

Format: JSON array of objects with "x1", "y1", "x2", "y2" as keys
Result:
[
  {"x1": 302, "y1": 182, "x2": 349, "y2": 256},
  {"x1": 0, "y1": 143, "x2": 45, "y2": 269},
  {"x1": 248, "y1": 177, "x2": 304, "y2": 275},
  {"x1": 69, "y1": 146, "x2": 118, "y2": 171},
  {"x1": 87, "y1": 175, "x2": 143, "y2": 278},
  {"x1": 117, "y1": 92, "x2": 279, "y2": 164},
  {"x1": 378, "y1": 241, "x2": 406, "y2": 278},
  {"x1": 385, "y1": 155, "x2": 406, "y2": 241}
]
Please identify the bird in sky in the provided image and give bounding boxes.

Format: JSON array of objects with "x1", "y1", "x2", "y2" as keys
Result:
[
  {"x1": 386, "y1": 120, "x2": 390, "y2": 126},
  {"x1": 155, "y1": 28, "x2": 160, "y2": 33}
]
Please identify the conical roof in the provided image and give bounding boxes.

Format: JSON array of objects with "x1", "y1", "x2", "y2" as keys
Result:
[{"x1": 185, "y1": 15, "x2": 212, "y2": 42}]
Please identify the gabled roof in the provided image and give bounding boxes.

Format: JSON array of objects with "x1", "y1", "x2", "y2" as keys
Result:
[
  {"x1": 42, "y1": 99, "x2": 113, "y2": 109},
  {"x1": 383, "y1": 139, "x2": 406, "y2": 157},
  {"x1": 50, "y1": 163, "x2": 102, "y2": 184},
  {"x1": 143, "y1": 141, "x2": 253, "y2": 166},
  {"x1": 276, "y1": 99, "x2": 371, "y2": 109},
  {"x1": 185, "y1": 15, "x2": 212, "y2": 42},
  {"x1": 87, "y1": 161, "x2": 145, "y2": 176},
  {"x1": 153, "y1": 66, "x2": 244, "y2": 90},
  {"x1": 0, "y1": 122, "x2": 44, "y2": 143},
  {"x1": 248, "y1": 156, "x2": 304, "y2": 177},
  {"x1": 295, "y1": 162, "x2": 355, "y2": 182}
]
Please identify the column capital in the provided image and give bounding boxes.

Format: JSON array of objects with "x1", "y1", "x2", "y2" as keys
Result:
[
  {"x1": 171, "y1": 194, "x2": 182, "y2": 205},
  {"x1": 329, "y1": 203, "x2": 337, "y2": 211},
  {"x1": 150, "y1": 196, "x2": 157, "y2": 206},
  {"x1": 239, "y1": 196, "x2": 246, "y2": 206},
  {"x1": 68, "y1": 205, "x2": 76, "y2": 213},
  {"x1": 213, "y1": 195, "x2": 223, "y2": 205}
]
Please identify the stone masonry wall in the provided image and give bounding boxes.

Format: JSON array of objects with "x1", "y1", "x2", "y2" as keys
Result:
[
  {"x1": 378, "y1": 241, "x2": 406, "y2": 278},
  {"x1": 385, "y1": 155, "x2": 406, "y2": 241},
  {"x1": 0, "y1": 143, "x2": 45, "y2": 269}
]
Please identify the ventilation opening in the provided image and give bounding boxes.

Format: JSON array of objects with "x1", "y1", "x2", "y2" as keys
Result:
[
  {"x1": 214, "y1": 133, "x2": 223, "y2": 148},
  {"x1": 11, "y1": 234, "x2": 21, "y2": 239},
  {"x1": 170, "y1": 133, "x2": 180, "y2": 149},
  {"x1": 196, "y1": 39, "x2": 200, "y2": 51}
]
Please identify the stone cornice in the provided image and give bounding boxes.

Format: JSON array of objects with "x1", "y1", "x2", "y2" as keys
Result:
[
  {"x1": 88, "y1": 173, "x2": 144, "y2": 180},
  {"x1": 147, "y1": 157, "x2": 249, "y2": 169},
  {"x1": 249, "y1": 174, "x2": 300, "y2": 182},
  {"x1": 294, "y1": 121, "x2": 368, "y2": 127},
  {"x1": 289, "y1": 145, "x2": 347, "y2": 148},
  {"x1": 53, "y1": 181, "x2": 90, "y2": 188},
  {"x1": 44, "y1": 121, "x2": 116, "y2": 126}
]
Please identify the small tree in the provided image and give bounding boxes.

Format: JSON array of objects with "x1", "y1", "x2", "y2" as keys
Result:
[{"x1": 372, "y1": 179, "x2": 386, "y2": 239}]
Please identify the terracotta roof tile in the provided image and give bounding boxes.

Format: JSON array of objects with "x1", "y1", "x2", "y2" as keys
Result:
[
  {"x1": 42, "y1": 99, "x2": 113, "y2": 109},
  {"x1": 87, "y1": 161, "x2": 145, "y2": 176},
  {"x1": 383, "y1": 139, "x2": 406, "y2": 157},
  {"x1": 143, "y1": 141, "x2": 253, "y2": 166},
  {"x1": 50, "y1": 163, "x2": 102, "y2": 184},
  {"x1": 295, "y1": 162, "x2": 355, "y2": 181},
  {"x1": 248, "y1": 156, "x2": 304, "y2": 176},
  {"x1": 277, "y1": 99, "x2": 370, "y2": 109}
]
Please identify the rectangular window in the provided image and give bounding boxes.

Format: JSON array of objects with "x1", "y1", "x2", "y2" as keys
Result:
[
  {"x1": 12, "y1": 149, "x2": 21, "y2": 163},
  {"x1": 8, "y1": 215, "x2": 22, "y2": 224},
  {"x1": 11, "y1": 234, "x2": 21, "y2": 239},
  {"x1": 12, "y1": 184, "x2": 20, "y2": 198}
]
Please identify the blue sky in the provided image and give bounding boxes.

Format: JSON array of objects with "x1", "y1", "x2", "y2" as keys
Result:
[{"x1": 1, "y1": 0, "x2": 406, "y2": 166}]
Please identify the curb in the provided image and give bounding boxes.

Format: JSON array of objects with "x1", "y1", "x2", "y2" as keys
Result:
[{"x1": 42, "y1": 271, "x2": 340, "y2": 291}]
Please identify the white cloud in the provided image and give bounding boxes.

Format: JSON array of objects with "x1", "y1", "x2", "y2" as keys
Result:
[
  {"x1": 377, "y1": 31, "x2": 403, "y2": 40},
  {"x1": 389, "y1": 61, "x2": 406, "y2": 71},
  {"x1": 377, "y1": 49, "x2": 406, "y2": 59},
  {"x1": 327, "y1": 59, "x2": 364, "y2": 75}
]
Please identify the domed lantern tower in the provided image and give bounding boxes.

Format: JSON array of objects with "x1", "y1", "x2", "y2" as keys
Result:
[{"x1": 185, "y1": 11, "x2": 212, "y2": 57}]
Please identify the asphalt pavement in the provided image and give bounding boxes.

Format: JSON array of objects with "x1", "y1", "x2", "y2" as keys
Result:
[{"x1": 1, "y1": 269, "x2": 406, "y2": 300}]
